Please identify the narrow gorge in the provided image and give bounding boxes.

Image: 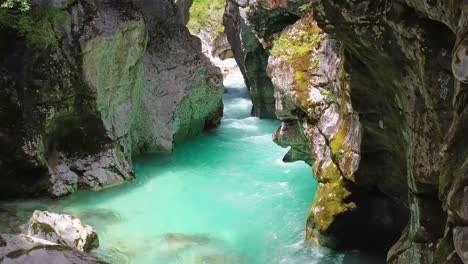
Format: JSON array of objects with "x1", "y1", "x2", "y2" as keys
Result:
[{"x1": 0, "y1": 0, "x2": 467, "y2": 263}]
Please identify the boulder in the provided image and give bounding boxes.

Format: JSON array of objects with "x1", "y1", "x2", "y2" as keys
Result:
[
  {"x1": 27, "y1": 211, "x2": 98, "y2": 252},
  {"x1": 0, "y1": 234, "x2": 103, "y2": 264}
]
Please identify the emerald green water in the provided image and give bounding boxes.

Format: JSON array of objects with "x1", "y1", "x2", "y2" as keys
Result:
[{"x1": 2, "y1": 72, "x2": 383, "y2": 263}]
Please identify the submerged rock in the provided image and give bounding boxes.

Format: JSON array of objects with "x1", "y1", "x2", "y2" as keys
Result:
[
  {"x1": 157, "y1": 233, "x2": 245, "y2": 264},
  {"x1": 0, "y1": 234, "x2": 103, "y2": 264},
  {"x1": 158, "y1": 233, "x2": 211, "y2": 256},
  {"x1": 27, "y1": 210, "x2": 99, "y2": 252}
]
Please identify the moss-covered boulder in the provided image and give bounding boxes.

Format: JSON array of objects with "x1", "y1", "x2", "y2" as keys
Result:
[{"x1": 27, "y1": 210, "x2": 99, "y2": 252}]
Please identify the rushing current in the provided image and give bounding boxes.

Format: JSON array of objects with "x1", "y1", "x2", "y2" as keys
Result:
[{"x1": 2, "y1": 70, "x2": 383, "y2": 264}]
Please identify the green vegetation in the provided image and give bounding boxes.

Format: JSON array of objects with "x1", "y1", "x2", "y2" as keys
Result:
[
  {"x1": 298, "y1": 3, "x2": 310, "y2": 12},
  {"x1": 0, "y1": 5, "x2": 68, "y2": 49},
  {"x1": 322, "y1": 90, "x2": 332, "y2": 100},
  {"x1": 6, "y1": 244, "x2": 72, "y2": 259},
  {"x1": 31, "y1": 222, "x2": 56, "y2": 236},
  {"x1": 187, "y1": 0, "x2": 226, "y2": 35},
  {"x1": 270, "y1": 27, "x2": 321, "y2": 59},
  {"x1": 1, "y1": 0, "x2": 30, "y2": 11},
  {"x1": 310, "y1": 179, "x2": 356, "y2": 232}
]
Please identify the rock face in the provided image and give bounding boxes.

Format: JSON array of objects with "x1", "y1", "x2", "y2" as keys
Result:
[
  {"x1": 185, "y1": 0, "x2": 233, "y2": 70},
  {"x1": 310, "y1": 1, "x2": 467, "y2": 262},
  {"x1": 0, "y1": 0, "x2": 223, "y2": 199},
  {"x1": 27, "y1": 211, "x2": 98, "y2": 252},
  {"x1": 223, "y1": 0, "x2": 278, "y2": 118},
  {"x1": 235, "y1": 0, "x2": 468, "y2": 262},
  {"x1": 0, "y1": 234, "x2": 103, "y2": 264}
]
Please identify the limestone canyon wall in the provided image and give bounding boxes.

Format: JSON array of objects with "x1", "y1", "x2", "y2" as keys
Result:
[
  {"x1": 223, "y1": 0, "x2": 278, "y2": 118},
  {"x1": 230, "y1": 0, "x2": 467, "y2": 262},
  {"x1": 0, "y1": 0, "x2": 224, "y2": 199}
]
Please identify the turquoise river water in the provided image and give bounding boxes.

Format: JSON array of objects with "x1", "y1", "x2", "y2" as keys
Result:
[{"x1": 1, "y1": 72, "x2": 383, "y2": 264}]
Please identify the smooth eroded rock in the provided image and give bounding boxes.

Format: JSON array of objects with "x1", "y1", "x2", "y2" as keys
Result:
[
  {"x1": 27, "y1": 211, "x2": 99, "y2": 252},
  {"x1": 0, "y1": 234, "x2": 103, "y2": 264}
]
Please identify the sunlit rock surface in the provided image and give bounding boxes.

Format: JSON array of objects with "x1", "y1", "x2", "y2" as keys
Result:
[{"x1": 27, "y1": 210, "x2": 98, "y2": 252}]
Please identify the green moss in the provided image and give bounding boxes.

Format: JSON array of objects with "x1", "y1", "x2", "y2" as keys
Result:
[
  {"x1": 322, "y1": 90, "x2": 332, "y2": 100},
  {"x1": 310, "y1": 56, "x2": 319, "y2": 70},
  {"x1": 82, "y1": 19, "x2": 147, "y2": 155},
  {"x1": 84, "y1": 232, "x2": 99, "y2": 251},
  {"x1": 173, "y1": 67, "x2": 223, "y2": 145},
  {"x1": 0, "y1": 5, "x2": 69, "y2": 49},
  {"x1": 294, "y1": 71, "x2": 306, "y2": 87},
  {"x1": 24, "y1": 236, "x2": 34, "y2": 243},
  {"x1": 0, "y1": 236, "x2": 6, "y2": 247},
  {"x1": 270, "y1": 22, "x2": 321, "y2": 59},
  {"x1": 187, "y1": 0, "x2": 226, "y2": 35},
  {"x1": 319, "y1": 163, "x2": 341, "y2": 182},
  {"x1": 31, "y1": 222, "x2": 56, "y2": 236},
  {"x1": 330, "y1": 118, "x2": 350, "y2": 156},
  {"x1": 270, "y1": 12, "x2": 324, "y2": 115},
  {"x1": 310, "y1": 180, "x2": 356, "y2": 232},
  {"x1": 6, "y1": 244, "x2": 73, "y2": 259}
]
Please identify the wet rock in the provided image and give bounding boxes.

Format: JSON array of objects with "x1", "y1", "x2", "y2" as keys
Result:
[
  {"x1": 27, "y1": 211, "x2": 99, "y2": 252},
  {"x1": 0, "y1": 234, "x2": 103, "y2": 264},
  {"x1": 157, "y1": 233, "x2": 244, "y2": 264}
]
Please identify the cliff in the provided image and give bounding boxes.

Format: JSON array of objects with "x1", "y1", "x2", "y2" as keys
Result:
[
  {"x1": 0, "y1": 0, "x2": 224, "y2": 199},
  {"x1": 231, "y1": 0, "x2": 468, "y2": 262},
  {"x1": 223, "y1": 0, "x2": 278, "y2": 118}
]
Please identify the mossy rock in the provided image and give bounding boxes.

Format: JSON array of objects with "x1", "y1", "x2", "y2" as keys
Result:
[
  {"x1": 309, "y1": 179, "x2": 356, "y2": 232},
  {"x1": 187, "y1": 0, "x2": 226, "y2": 36},
  {"x1": 31, "y1": 222, "x2": 56, "y2": 236},
  {"x1": 6, "y1": 244, "x2": 73, "y2": 259}
]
